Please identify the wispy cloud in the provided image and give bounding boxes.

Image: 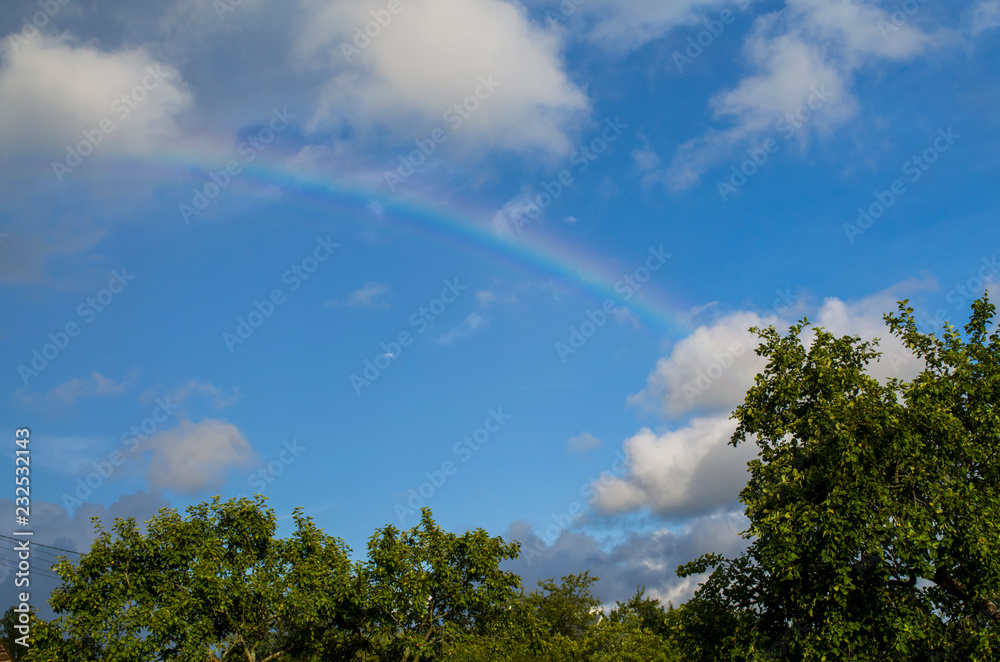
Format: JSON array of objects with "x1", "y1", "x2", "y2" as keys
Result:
[
  {"x1": 436, "y1": 312, "x2": 487, "y2": 345},
  {"x1": 567, "y1": 432, "x2": 604, "y2": 457},
  {"x1": 664, "y1": 0, "x2": 937, "y2": 190},
  {"x1": 328, "y1": 282, "x2": 392, "y2": 309},
  {"x1": 15, "y1": 369, "x2": 139, "y2": 410}
]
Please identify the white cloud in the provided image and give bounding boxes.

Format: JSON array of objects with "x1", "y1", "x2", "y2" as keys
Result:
[
  {"x1": 631, "y1": 282, "x2": 926, "y2": 419},
  {"x1": 583, "y1": 0, "x2": 751, "y2": 52},
  {"x1": 16, "y1": 369, "x2": 139, "y2": 409},
  {"x1": 809, "y1": 279, "x2": 929, "y2": 383},
  {"x1": 348, "y1": 281, "x2": 392, "y2": 308},
  {"x1": 592, "y1": 416, "x2": 755, "y2": 518},
  {"x1": 568, "y1": 432, "x2": 604, "y2": 456},
  {"x1": 628, "y1": 311, "x2": 770, "y2": 417},
  {"x1": 436, "y1": 312, "x2": 487, "y2": 345},
  {"x1": 146, "y1": 418, "x2": 257, "y2": 494},
  {"x1": 614, "y1": 282, "x2": 928, "y2": 518},
  {"x1": 32, "y1": 435, "x2": 118, "y2": 476},
  {"x1": 295, "y1": 0, "x2": 589, "y2": 157},
  {"x1": 665, "y1": 0, "x2": 936, "y2": 189},
  {"x1": 492, "y1": 191, "x2": 540, "y2": 234},
  {"x1": 161, "y1": 380, "x2": 241, "y2": 408},
  {"x1": 325, "y1": 282, "x2": 393, "y2": 309},
  {"x1": 632, "y1": 146, "x2": 661, "y2": 172},
  {"x1": 965, "y1": 0, "x2": 1000, "y2": 34},
  {"x1": 0, "y1": 35, "x2": 193, "y2": 157}
]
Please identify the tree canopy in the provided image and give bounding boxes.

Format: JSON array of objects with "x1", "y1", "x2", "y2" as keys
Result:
[
  {"x1": 20, "y1": 297, "x2": 1000, "y2": 660},
  {"x1": 678, "y1": 297, "x2": 1000, "y2": 660}
]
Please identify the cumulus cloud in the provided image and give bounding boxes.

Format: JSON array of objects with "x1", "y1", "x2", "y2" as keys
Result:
[
  {"x1": 295, "y1": 0, "x2": 589, "y2": 157},
  {"x1": 631, "y1": 282, "x2": 926, "y2": 420},
  {"x1": 567, "y1": 432, "x2": 604, "y2": 456},
  {"x1": 146, "y1": 418, "x2": 257, "y2": 494},
  {"x1": 436, "y1": 312, "x2": 487, "y2": 345},
  {"x1": 611, "y1": 282, "x2": 928, "y2": 519},
  {"x1": 665, "y1": 0, "x2": 936, "y2": 189},
  {"x1": 592, "y1": 416, "x2": 755, "y2": 518},
  {"x1": 628, "y1": 311, "x2": 771, "y2": 417},
  {"x1": 506, "y1": 509, "x2": 749, "y2": 608},
  {"x1": 0, "y1": 35, "x2": 193, "y2": 158},
  {"x1": 809, "y1": 279, "x2": 929, "y2": 383}
]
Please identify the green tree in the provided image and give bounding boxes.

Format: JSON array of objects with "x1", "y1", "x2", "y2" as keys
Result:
[
  {"x1": 526, "y1": 572, "x2": 602, "y2": 642},
  {"x1": 606, "y1": 585, "x2": 671, "y2": 639},
  {"x1": 1, "y1": 605, "x2": 37, "y2": 660},
  {"x1": 24, "y1": 495, "x2": 352, "y2": 662},
  {"x1": 350, "y1": 507, "x2": 523, "y2": 661},
  {"x1": 447, "y1": 581, "x2": 682, "y2": 662},
  {"x1": 678, "y1": 297, "x2": 1000, "y2": 660},
  {"x1": 591, "y1": 586, "x2": 679, "y2": 661}
]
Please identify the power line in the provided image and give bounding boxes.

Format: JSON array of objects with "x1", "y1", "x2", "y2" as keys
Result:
[
  {"x1": 0, "y1": 558, "x2": 63, "y2": 582},
  {"x1": 0, "y1": 534, "x2": 82, "y2": 556},
  {"x1": 0, "y1": 544, "x2": 69, "y2": 561}
]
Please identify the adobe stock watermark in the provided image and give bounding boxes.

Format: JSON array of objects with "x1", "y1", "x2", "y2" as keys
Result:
[
  {"x1": 923, "y1": 256, "x2": 998, "y2": 329},
  {"x1": 497, "y1": 117, "x2": 629, "y2": 235},
  {"x1": 223, "y1": 235, "x2": 340, "y2": 353},
  {"x1": 683, "y1": 288, "x2": 798, "y2": 402},
  {"x1": 544, "y1": 0, "x2": 588, "y2": 24},
  {"x1": 5, "y1": 0, "x2": 72, "y2": 53},
  {"x1": 234, "y1": 439, "x2": 307, "y2": 498},
  {"x1": 522, "y1": 449, "x2": 633, "y2": 564},
  {"x1": 717, "y1": 83, "x2": 835, "y2": 201},
  {"x1": 672, "y1": 0, "x2": 752, "y2": 73},
  {"x1": 214, "y1": 0, "x2": 248, "y2": 20},
  {"x1": 683, "y1": 342, "x2": 747, "y2": 404},
  {"x1": 843, "y1": 127, "x2": 960, "y2": 243},
  {"x1": 340, "y1": 0, "x2": 408, "y2": 63},
  {"x1": 16, "y1": 269, "x2": 135, "y2": 386},
  {"x1": 51, "y1": 66, "x2": 171, "y2": 182},
  {"x1": 759, "y1": 287, "x2": 798, "y2": 320},
  {"x1": 878, "y1": 0, "x2": 929, "y2": 39},
  {"x1": 383, "y1": 76, "x2": 501, "y2": 191},
  {"x1": 394, "y1": 407, "x2": 511, "y2": 523},
  {"x1": 179, "y1": 107, "x2": 296, "y2": 223},
  {"x1": 61, "y1": 396, "x2": 180, "y2": 513},
  {"x1": 555, "y1": 245, "x2": 672, "y2": 363},
  {"x1": 350, "y1": 278, "x2": 467, "y2": 394}
]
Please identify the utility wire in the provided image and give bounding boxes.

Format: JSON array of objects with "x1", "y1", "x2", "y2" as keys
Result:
[{"x1": 0, "y1": 534, "x2": 82, "y2": 556}]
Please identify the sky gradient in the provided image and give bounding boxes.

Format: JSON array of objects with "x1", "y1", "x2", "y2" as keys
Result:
[{"x1": 1, "y1": 0, "x2": 999, "y2": 613}]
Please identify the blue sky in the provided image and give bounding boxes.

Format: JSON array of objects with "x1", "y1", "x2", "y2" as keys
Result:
[{"x1": 1, "y1": 0, "x2": 999, "y2": 611}]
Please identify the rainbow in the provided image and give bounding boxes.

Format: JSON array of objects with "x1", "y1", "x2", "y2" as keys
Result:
[{"x1": 161, "y1": 147, "x2": 692, "y2": 339}]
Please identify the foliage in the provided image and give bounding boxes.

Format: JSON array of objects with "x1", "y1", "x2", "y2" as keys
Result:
[
  {"x1": 23, "y1": 297, "x2": 1000, "y2": 660},
  {"x1": 680, "y1": 297, "x2": 1000, "y2": 660},
  {"x1": 24, "y1": 495, "x2": 352, "y2": 662},
  {"x1": 349, "y1": 507, "x2": 522, "y2": 661},
  {"x1": 525, "y1": 572, "x2": 601, "y2": 641}
]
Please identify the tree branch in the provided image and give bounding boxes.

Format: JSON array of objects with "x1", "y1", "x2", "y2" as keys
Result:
[{"x1": 934, "y1": 566, "x2": 1000, "y2": 621}]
